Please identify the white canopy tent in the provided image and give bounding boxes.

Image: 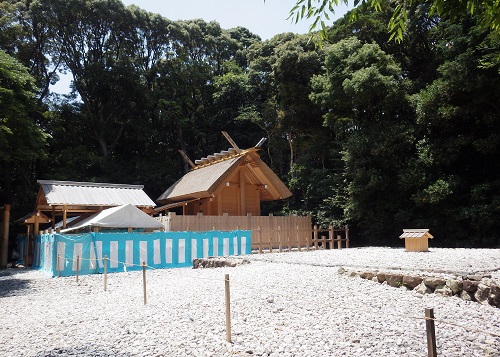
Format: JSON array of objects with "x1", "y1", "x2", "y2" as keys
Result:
[{"x1": 60, "y1": 204, "x2": 164, "y2": 233}]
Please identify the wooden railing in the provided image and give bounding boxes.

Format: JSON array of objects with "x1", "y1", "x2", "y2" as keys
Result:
[{"x1": 155, "y1": 213, "x2": 349, "y2": 252}]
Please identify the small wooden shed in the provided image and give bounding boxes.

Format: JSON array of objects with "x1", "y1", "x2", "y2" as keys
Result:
[
  {"x1": 399, "y1": 229, "x2": 434, "y2": 252},
  {"x1": 33, "y1": 180, "x2": 156, "y2": 234}
]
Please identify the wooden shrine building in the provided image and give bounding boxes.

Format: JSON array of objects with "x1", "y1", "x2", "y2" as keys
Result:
[{"x1": 156, "y1": 132, "x2": 292, "y2": 216}]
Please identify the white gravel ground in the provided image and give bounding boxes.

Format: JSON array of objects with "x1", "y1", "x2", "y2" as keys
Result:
[{"x1": 1, "y1": 247, "x2": 499, "y2": 356}]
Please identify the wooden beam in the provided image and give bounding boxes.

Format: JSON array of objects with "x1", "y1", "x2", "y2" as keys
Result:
[
  {"x1": 239, "y1": 169, "x2": 246, "y2": 216},
  {"x1": 34, "y1": 210, "x2": 40, "y2": 236},
  {"x1": 221, "y1": 131, "x2": 241, "y2": 153},
  {"x1": 217, "y1": 193, "x2": 223, "y2": 215},
  {"x1": 51, "y1": 207, "x2": 55, "y2": 229},
  {"x1": 178, "y1": 150, "x2": 196, "y2": 169},
  {"x1": 62, "y1": 205, "x2": 67, "y2": 229}
]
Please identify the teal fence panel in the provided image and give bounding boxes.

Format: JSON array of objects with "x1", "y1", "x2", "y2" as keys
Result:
[
  {"x1": 34, "y1": 230, "x2": 252, "y2": 277},
  {"x1": 32, "y1": 233, "x2": 98, "y2": 277}
]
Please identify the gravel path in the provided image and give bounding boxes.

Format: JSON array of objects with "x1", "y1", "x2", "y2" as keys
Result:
[{"x1": 1, "y1": 248, "x2": 499, "y2": 356}]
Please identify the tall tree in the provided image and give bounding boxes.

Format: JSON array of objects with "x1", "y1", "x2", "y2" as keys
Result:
[
  {"x1": 31, "y1": 0, "x2": 140, "y2": 161},
  {"x1": 0, "y1": 50, "x2": 47, "y2": 207},
  {"x1": 412, "y1": 18, "x2": 500, "y2": 246},
  {"x1": 310, "y1": 37, "x2": 415, "y2": 243},
  {"x1": 0, "y1": 0, "x2": 62, "y2": 103}
]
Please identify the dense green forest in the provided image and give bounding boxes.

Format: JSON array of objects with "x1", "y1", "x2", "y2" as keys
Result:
[{"x1": 1, "y1": 0, "x2": 499, "y2": 247}]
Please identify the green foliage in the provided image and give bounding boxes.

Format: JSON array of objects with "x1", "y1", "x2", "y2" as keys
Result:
[
  {"x1": 0, "y1": 50, "x2": 47, "y2": 163},
  {"x1": 1, "y1": 1, "x2": 499, "y2": 247},
  {"x1": 290, "y1": 0, "x2": 500, "y2": 43},
  {"x1": 0, "y1": 49, "x2": 48, "y2": 212}
]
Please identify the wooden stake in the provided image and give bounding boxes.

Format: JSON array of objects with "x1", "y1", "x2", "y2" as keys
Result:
[
  {"x1": 306, "y1": 223, "x2": 310, "y2": 251},
  {"x1": 329, "y1": 226, "x2": 333, "y2": 249},
  {"x1": 287, "y1": 226, "x2": 291, "y2": 251},
  {"x1": 337, "y1": 235, "x2": 342, "y2": 250},
  {"x1": 278, "y1": 226, "x2": 282, "y2": 253},
  {"x1": 104, "y1": 255, "x2": 108, "y2": 292},
  {"x1": 269, "y1": 226, "x2": 273, "y2": 253},
  {"x1": 142, "y1": 261, "x2": 147, "y2": 305},
  {"x1": 313, "y1": 225, "x2": 318, "y2": 250},
  {"x1": 345, "y1": 225, "x2": 349, "y2": 248},
  {"x1": 76, "y1": 255, "x2": 80, "y2": 283},
  {"x1": 225, "y1": 274, "x2": 231, "y2": 343},
  {"x1": 425, "y1": 308, "x2": 437, "y2": 357},
  {"x1": 258, "y1": 226, "x2": 262, "y2": 254},
  {"x1": 296, "y1": 226, "x2": 301, "y2": 252}
]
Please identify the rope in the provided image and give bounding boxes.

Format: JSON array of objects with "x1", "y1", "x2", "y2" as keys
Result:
[
  {"x1": 431, "y1": 317, "x2": 500, "y2": 338},
  {"x1": 58, "y1": 254, "x2": 159, "y2": 270}
]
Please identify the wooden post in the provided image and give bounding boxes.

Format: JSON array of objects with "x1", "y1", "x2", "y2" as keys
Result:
[
  {"x1": 57, "y1": 254, "x2": 61, "y2": 277},
  {"x1": 425, "y1": 308, "x2": 437, "y2": 357},
  {"x1": 34, "y1": 210, "x2": 40, "y2": 236},
  {"x1": 26, "y1": 225, "x2": 31, "y2": 265},
  {"x1": 306, "y1": 224, "x2": 310, "y2": 251},
  {"x1": 225, "y1": 274, "x2": 231, "y2": 343},
  {"x1": 0, "y1": 204, "x2": 10, "y2": 268},
  {"x1": 337, "y1": 235, "x2": 342, "y2": 250},
  {"x1": 142, "y1": 261, "x2": 147, "y2": 305},
  {"x1": 76, "y1": 255, "x2": 80, "y2": 283},
  {"x1": 103, "y1": 255, "x2": 108, "y2": 292},
  {"x1": 287, "y1": 226, "x2": 291, "y2": 252},
  {"x1": 313, "y1": 225, "x2": 318, "y2": 250},
  {"x1": 278, "y1": 226, "x2": 282, "y2": 253},
  {"x1": 62, "y1": 205, "x2": 67, "y2": 229},
  {"x1": 329, "y1": 226, "x2": 334, "y2": 249},
  {"x1": 296, "y1": 226, "x2": 301, "y2": 252},
  {"x1": 51, "y1": 207, "x2": 55, "y2": 230},
  {"x1": 345, "y1": 225, "x2": 349, "y2": 248},
  {"x1": 239, "y1": 169, "x2": 246, "y2": 216},
  {"x1": 258, "y1": 226, "x2": 263, "y2": 254}
]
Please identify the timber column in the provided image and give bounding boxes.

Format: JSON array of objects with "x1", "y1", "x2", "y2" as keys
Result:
[{"x1": 1, "y1": 204, "x2": 11, "y2": 268}]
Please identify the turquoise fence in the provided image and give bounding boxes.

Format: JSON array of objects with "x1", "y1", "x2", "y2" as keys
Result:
[{"x1": 32, "y1": 230, "x2": 252, "y2": 277}]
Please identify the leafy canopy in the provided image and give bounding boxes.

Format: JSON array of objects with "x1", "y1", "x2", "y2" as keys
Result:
[
  {"x1": 289, "y1": 0, "x2": 500, "y2": 42},
  {"x1": 0, "y1": 49, "x2": 47, "y2": 163}
]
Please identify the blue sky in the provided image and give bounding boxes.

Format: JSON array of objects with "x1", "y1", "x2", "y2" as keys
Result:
[{"x1": 120, "y1": 0, "x2": 350, "y2": 40}]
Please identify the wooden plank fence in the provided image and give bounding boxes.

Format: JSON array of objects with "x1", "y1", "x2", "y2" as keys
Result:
[{"x1": 155, "y1": 213, "x2": 349, "y2": 252}]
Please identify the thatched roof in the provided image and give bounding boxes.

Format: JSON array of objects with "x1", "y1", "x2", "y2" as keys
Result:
[{"x1": 157, "y1": 148, "x2": 292, "y2": 204}]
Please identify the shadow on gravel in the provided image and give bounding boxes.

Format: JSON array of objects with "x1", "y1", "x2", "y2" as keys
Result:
[
  {"x1": 0, "y1": 268, "x2": 32, "y2": 297},
  {"x1": 34, "y1": 346, "x2": 131, "y2": 356}
]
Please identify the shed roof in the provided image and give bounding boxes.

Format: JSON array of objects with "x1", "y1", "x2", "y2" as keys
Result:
[
  {"x1": 399, "y1": 229, "x2": 434, "y2": 239},
  {"x1": 36, "y1": 180, "x2": 156, "y2": 209}
]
